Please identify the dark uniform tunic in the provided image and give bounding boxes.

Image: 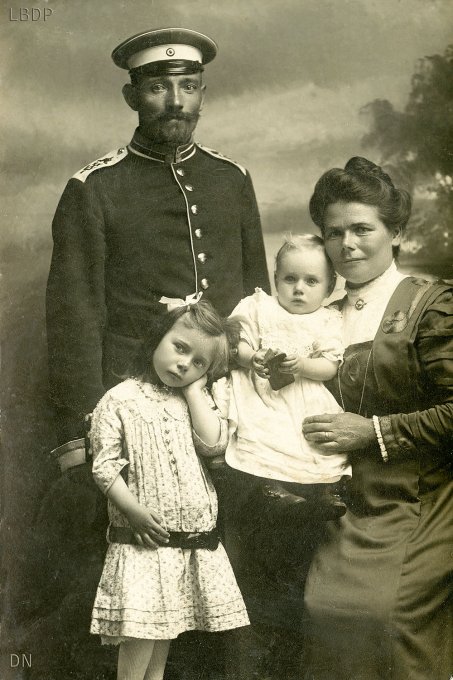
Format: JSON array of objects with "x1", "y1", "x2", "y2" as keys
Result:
[
  {"x1": 304, "y1": 278, "x2": 453, "y2": 680},
  {"x1": 32, "y1": 134, "x2": 269, "y2": 680},
  {"x1": 46, "y1": 131, "x2": 270, "y2": 443}
]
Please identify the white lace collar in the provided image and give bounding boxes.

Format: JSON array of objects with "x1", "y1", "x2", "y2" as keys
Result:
[
  {"x1": 342, "y1": 262, "x2": 408, "y2": 345},
  {"x1": 345, "y1": 262, "x2": 406, "y2": 309}
]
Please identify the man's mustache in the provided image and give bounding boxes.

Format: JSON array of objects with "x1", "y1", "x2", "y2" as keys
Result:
[{"x1": 157, "y1": 112, "x2": 199, "y2": 122}]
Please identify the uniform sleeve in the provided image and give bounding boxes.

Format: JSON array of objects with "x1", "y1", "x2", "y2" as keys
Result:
[
  {"x1": 90, "y1": 395, "x2": 129, "y2": 494},
  {"x1": 311, "y1": 308, "x2": 344, "y2": 363},
  {"x1": 378, "y1": 289, "x2": 453, "y2": 461},
  {"x1": 46, "y1": 178, "x2": 106, "y2": 444},
  {"x1": 240, "y1": 172, "x2": 271, "y2": 296},
  {"x1": 191, "y1": 387, "x2": 229, "y2": 457},
  {"x1": 229, "y1": 291, "x2": 262, "y2": 350}
]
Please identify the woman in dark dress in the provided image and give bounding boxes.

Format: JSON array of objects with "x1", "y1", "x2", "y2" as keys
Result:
[{"x1": 302, "y1": 157, "x2": 453, "y2": 680}]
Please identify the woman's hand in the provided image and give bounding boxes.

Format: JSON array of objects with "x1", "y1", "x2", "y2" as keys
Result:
[
  {"x1": 125, "y1": 503, "x2": 170, "y2": 549},
  {"x1": 302, "y1": 412, "x2": 376, "y2": 452},
  {"x1": 252, "y1": 348, "x2": 270, "y2": 378}
]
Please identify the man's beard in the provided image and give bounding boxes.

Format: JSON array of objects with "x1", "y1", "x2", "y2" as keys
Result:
[{"x1": 148, "y1": 112, "x2": 200, "y2": 145}]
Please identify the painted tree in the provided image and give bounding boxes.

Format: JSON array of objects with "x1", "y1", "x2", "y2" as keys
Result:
[{"x1": 361, "y1": 45, "x2": 453, "y2": 263}]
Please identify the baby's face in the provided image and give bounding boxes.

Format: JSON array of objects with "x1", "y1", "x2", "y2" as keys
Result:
[{"x1": 275, "y1": 249, "x2": 331, "y2": 314}]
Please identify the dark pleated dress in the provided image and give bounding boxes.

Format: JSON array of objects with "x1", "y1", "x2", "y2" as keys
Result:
[{"x1": 303, "y1": 289, "x2": 453, "y2": 680}]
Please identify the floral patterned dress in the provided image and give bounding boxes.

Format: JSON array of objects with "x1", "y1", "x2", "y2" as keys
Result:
[{"x1": 89, "y1": 378, "x2": 249, "y2": 643}]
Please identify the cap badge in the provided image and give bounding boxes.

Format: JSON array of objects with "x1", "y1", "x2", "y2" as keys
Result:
[{"x1": 166, "y1": 47, "x2": 175, "y2": 56}]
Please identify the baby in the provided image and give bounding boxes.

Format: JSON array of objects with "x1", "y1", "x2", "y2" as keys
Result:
[{"x1": 224, "y1": 234, "x2": 351, "y2": 521}]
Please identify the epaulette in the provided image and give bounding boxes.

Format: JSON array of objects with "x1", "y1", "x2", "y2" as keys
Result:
[
  {"x1": 72, "y1": 147, "x2": 128, "y2": 183},
  {"x1": 196, "y1": 143, "x2": 246, "y2": 176}
]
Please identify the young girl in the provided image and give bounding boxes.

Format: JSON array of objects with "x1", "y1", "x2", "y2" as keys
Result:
[
  {"x1": 89, "y1": 298, "x2": 249, "y2": 680},
  {"x1": 224, "y1": 234, "x2": 351, "y2": 521}
]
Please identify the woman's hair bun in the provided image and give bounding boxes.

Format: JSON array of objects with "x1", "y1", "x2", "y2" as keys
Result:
[{"x1": 345, "y1": 156, "x2": 395, "y2": 188}]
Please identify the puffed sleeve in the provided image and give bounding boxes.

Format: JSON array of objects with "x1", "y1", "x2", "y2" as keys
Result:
[
  {"x1": 240, "y1": 172, "x2": 271, "y2": 296},
  {"x1": 378, "y1": 288, "x2": 453, "y2": 461},
  {"x1": 46, "y1": 177, "x2": 107, "y2": 444},
  {"x1": 229, "y1": 290, "x2": 262, "y2": 350},
  {"x1": 90, "y1": 394, "x2": 129, "y2": 494},
  {"x1": 191, "y1": 386, "x2": 229, "y2": 457},
  {"x1": 311, "y1": 307, "x2": 344, "y2": 363}
]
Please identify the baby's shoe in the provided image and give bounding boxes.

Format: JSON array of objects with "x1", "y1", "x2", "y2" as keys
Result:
[
  {"x1": 261, "y1": 480, "x2": 309, "y2": 519},
  {"x1": 314, "y1": 484, "x2": 347, "y2": 521}
]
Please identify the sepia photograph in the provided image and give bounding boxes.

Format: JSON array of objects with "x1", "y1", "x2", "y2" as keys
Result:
[{"x1": 2, "y1": 1, "x2": 453, "y2": 678}]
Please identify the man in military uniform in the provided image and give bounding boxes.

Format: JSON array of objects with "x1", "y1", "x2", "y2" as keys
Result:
[
  {"x1": 25, "y1": 28, "x2": 269, "y2": 680},
  {"x1": 47, "y1": 27, "x2": 269, "y2": 453}
]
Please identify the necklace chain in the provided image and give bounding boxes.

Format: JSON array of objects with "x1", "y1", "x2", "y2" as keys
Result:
[{"x1": 337, "y1": 349, "x2": 372, "y2": 416}]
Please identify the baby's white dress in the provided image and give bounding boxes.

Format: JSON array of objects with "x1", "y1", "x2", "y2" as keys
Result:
[
  {"x1": 225, "y1": 289, "x2": 351, "y2": 484},
  {"x1": 89, "y1": 378, "x2": 249, "y2": 643}
]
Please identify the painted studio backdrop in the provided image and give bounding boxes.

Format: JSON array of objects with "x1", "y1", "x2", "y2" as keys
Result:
[{"x1": 2, "y1": 0, "x2": 453, "y2": 677}]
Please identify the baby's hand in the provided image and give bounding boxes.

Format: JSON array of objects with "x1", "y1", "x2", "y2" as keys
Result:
[
  {"x1": 252, "y1": 348, "x2": 270, "y2": 379},
  {"x1": 126, "y1": 503, "x2": 170, "y2": 549},
  {"x1": 279, "y1": 354, "x2": 305, "y2": 376}
]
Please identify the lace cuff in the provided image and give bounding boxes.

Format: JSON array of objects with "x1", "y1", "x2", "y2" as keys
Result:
[
  {"x1": 379, "y1": 415, "x2": 416, "y2": 462},
  {"x1": 193, "y1": 416, "x2": 228, "y2": 457}
]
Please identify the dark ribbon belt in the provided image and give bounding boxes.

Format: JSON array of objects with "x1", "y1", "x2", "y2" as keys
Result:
[{"x1": 108, "y1": 526, "x2": 220, "y2": 550}]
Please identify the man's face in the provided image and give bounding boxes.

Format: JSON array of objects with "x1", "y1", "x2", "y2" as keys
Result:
[{"x1": 123, "y1": 73, "x2": 205, "y2": 144}]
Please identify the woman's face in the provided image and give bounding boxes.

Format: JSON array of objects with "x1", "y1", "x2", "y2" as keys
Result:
[{"x1": 323, "y1": 201, "x2": 401, "y2": 287}]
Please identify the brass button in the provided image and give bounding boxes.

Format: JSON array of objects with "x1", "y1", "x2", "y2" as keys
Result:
[
  {"x1": 201, "y1": 278, "x2": 209, "y2": 290},
  {"x1": 185, "y1": 184, "x2": 194, "y2": 191},
  {"x1": 194, "y1": 228, "x2": 202, "y2": 239},
  {"x1": 176, "y1": 168, "x2": 185, "y2": 176},
  {"x1": 191, "y1": 205, "x2": 198, "y2": 215},
  {"x1": 197, "y1": 253, "x2": 207, "y2": 263}
]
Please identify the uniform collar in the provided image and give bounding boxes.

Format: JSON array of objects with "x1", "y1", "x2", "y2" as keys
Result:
[{"x1": 128, "y1": 128, "x2": 196, "y2": 164}]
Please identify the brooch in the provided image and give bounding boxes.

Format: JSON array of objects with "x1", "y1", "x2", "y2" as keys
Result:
[
  {"x1": 354, "y1": 298, "x2": 366, "y2": 310},
  {"x1": 381, "y1": 310, "x2": 408, "y2": 333}
]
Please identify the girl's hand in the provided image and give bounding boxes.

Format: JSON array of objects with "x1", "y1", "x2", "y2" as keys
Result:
[
  {"x1": 182, "y1": 374, "x2": 222, "y2": 446},
  {"x1": 279, "y1": 354, "x2": 304, "y2": 376},
  {"x1": 182, "y1": 373, "x2": 207, "y2": 398},
  {"x1": 302, "y1": 412, "x2": 376, "y2": 452},
  {"x1": 126, "y1": 503, "x2": 170, "y2": 549},
  {"x1": 252, "y1": 348, "x2": 270, "y2": 378}
]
